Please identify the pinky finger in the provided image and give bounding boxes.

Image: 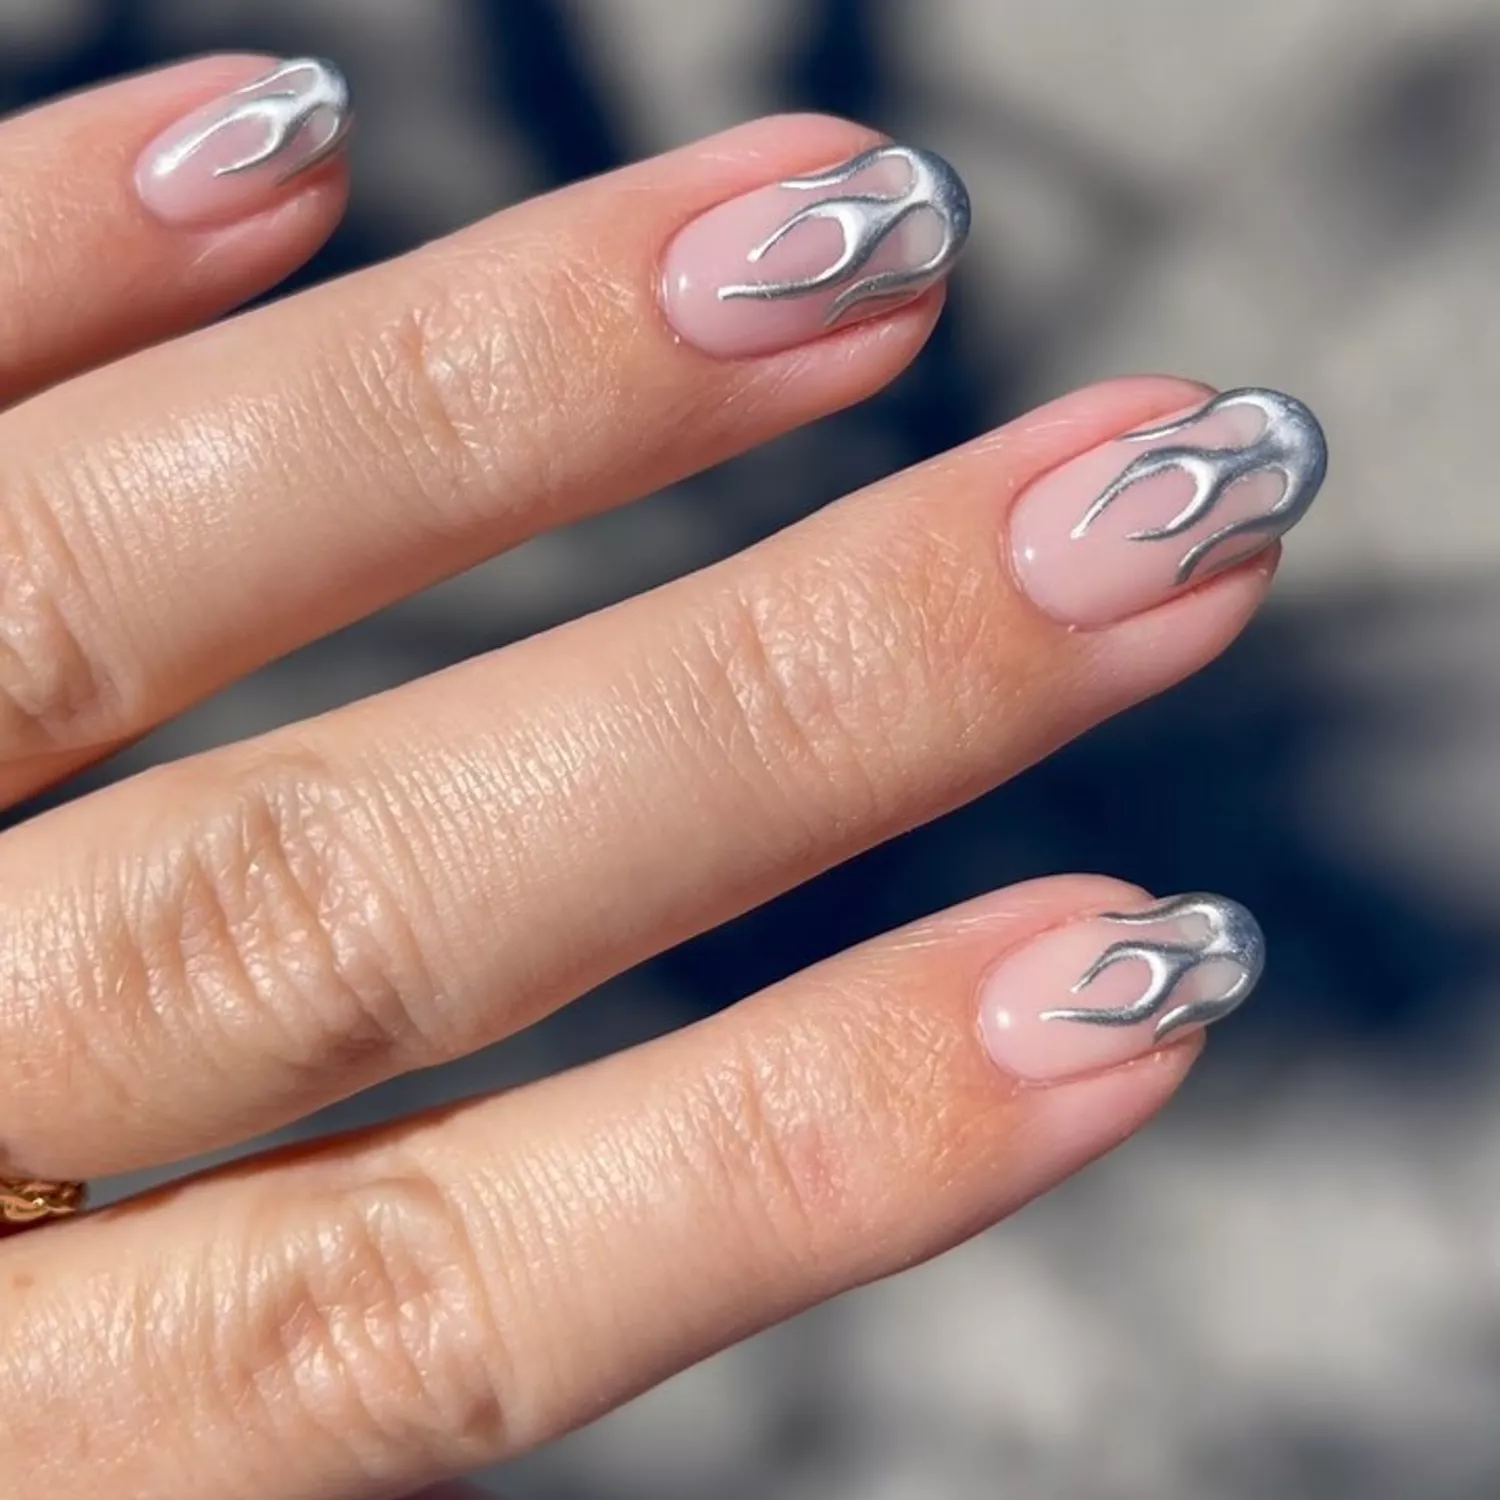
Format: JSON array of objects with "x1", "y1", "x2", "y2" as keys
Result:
[{"x1": 0, "y1": 876, "x2": 1259, "y2": 1499}]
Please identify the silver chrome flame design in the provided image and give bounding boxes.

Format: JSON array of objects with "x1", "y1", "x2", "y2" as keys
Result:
[
  {"x1": 717, "y1": 144, "x2": 970, "y2": 326},
  {"x1": 1070, "y1": 388, "x2": 1328, "y2": 584},
  {"x1": 154, "y1": 58, "x2": 351, "y2": 183},
  {"x1": 1040, "y1": 893, "x2": 1265, "y2": 1042}
]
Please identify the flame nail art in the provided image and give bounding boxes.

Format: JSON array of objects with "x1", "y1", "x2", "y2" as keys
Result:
[
  {"x1": 1008, "y1": 384, "x2": 1330, "y2": 628},
  {"x1": 1040, "y1": 894, "x2": 1265, "y2": 1041},
  {"x1": 980, "y1": 891, "x2": 1264, "y2": 1082},
  {"x1": 1070, "y1": 388, "x2": 1329, "y2": 584},
  {"x1": 148, "y1": 58, "x2": 351, "y2": 188},
  {"x1": 716, "y1": 144, "x2": 971, "y2": 325}
]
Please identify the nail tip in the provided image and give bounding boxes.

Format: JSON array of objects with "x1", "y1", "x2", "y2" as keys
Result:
[
  {"x1": 1072, "y1": 386, "x2": 1330, "y2": 597},
  {"x1": 704, "y1": 141, "x2": 970, "y2": 322},
  {"x1": 1057, "y1": 891, "x2": 1266, "y2": 1038},
  {"x1": 910, "y1": 143, "x2": 972, "y2": 246}
]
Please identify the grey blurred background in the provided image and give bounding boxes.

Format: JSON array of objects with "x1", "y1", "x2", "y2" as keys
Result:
[{"x1": 5, "y1": 1, "x2": 1500, "y2": 1496}]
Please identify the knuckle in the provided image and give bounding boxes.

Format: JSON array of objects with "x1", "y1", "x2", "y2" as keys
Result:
[
  {"x1": 685, "y1": 530, "x2": 992, "y2": 822},
  {"x1": 670, "y1": 993, "x2": 965, "y2": 1274},
  {"x1": 230, "y1": 1169, "x2": 509, "y2": 1473},
  {"x1": 331, "y1": 246, "x2": 615, "y2": 529},
  {"x1": 0, "y1": 471, "x2": 130, "y2": 757},
  {"x1": 123, "y1": 750, "x2": 447, "y2": 1082},
  {"x1": 676, "y1": 1026, "x2": 863, "y2": 1267},
  {"x1": 688, "y1": 581, "x2": 892, "y2": 819}
]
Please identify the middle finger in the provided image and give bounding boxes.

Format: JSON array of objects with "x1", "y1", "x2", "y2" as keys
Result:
[{"x1": 0, "y1": 374, "x2": 1322, "y2": 1178}]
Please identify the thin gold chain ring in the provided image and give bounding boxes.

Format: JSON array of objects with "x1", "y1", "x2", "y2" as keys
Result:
[{"x1": 0, "y1": 1178, "x2": 86, "y2": 1226}]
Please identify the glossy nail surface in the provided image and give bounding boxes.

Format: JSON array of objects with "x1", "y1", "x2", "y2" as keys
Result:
[
  {"x1": 136, "y1": 58, "x2": 351, "y2": 227},
  {"x1": 660, "y1": 143, "x2": 970, "y2": 359},
  {"x1": 979, "y1": 893, "x2": 1264, "y2": 1083},
  {"x1": 1009, "y1": 388, "x2": 1328, "y2": 628}
]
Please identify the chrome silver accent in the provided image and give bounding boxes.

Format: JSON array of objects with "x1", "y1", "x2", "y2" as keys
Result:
[
  {"x1": 1070, "y1": 388, "x2": 1328, "y2": 583},
  {"x1": 1040, "y1": 893, "x2": 1264, "y2": 1041},
  {"x1": 154, "y1": 58, "x2": 351, "y2": 183},
  {"x1": 717, "y1": 144, "x2": 970, "y2": 326}
]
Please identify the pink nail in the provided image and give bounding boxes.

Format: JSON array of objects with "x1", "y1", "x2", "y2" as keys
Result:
[
  {"x1": 660, "y1": 143, "x2": 969, "y2": 359},
  {"x1": 135, "y1": 58, "x2": 351, "y2": 228},
  {"x1": 1009, "y1": 387, "x2": 1328, "y2": 629},
  {"x1": 979, "y1": 893, "x2": 1263, "y2": 1083}
]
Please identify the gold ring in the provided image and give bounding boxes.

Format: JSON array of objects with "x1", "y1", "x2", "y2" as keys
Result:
[{"x1": 0, "y1": 1177, "x2": 86, "y2": 1227}]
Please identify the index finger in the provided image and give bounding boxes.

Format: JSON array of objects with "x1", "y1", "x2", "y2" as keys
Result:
[{"x1": 0, "y1": 54, "x2": 350, "y2": 403}]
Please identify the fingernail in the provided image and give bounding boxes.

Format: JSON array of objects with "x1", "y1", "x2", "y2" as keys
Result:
[
  {"x1": 979, "y1": 893, "x2": 1264, "y2": 1083},
  {"x1": 135, "y1": 58, "x2": 352, "y2": 227},
  {"x1": 660, "y1": 143, "x2": 970, "y2": 359},
  {"x1": 1009, "y1": 388, "x2": 1328, "y2": 628}
]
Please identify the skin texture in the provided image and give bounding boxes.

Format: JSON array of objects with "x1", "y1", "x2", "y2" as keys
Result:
[{"x1": 0, "y1": 57, "x2": 1320, "y2": 1500}]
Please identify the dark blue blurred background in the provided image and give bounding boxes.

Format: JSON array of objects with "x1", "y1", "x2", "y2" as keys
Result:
[{"x1": 6, "y1": 3, "x2": 1500, "y2": 1496}]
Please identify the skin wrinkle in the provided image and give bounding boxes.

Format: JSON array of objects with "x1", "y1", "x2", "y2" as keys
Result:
[
  {"x1": 350, "y1": 739, "x2": 496, "y2": 1035},
  {"x1": 115, "y1": 1167, "x2": 510, "y2": 1495},
  {"x1": 211, "y1": 760, "x2": 448, "y2": 1070},
  {"x1": 656, "y1": 618, "x2": 829, "y2": 862},
  {"x1": 0, "y1": 467, "x2": 125, "y2": 756},
  {"x1": 346, "y1": 294, "x2": 511, "y2": 522},
  {"x1": 77, "y1": 401, "x2": 231, "y2": 572},
  {"x1": 0, "y1": 372, "x2": 1259, "y2": 1189},
  {"x1": 0, "y1": 875, "x2": 1196, "y2": 1492},
  {"x1": 401, "y1": 697, "x2": 628, "y2": 1011},
  {"x1": 373, "y1": 239, "x2": 630, "y2": 530},
  {"x1": 691, "y1": 1030, "x2": 854, "y2": 1267},
  {"x1": 21, "y1": 754, "x2": 453, "y2": 1164},
  {"x1": 701, "y1": 510, "x2": 994, "y2": 838},
  {"x1": 0, "y1": 117, "x2": 937, "y2": 809},
  {"x1": 0, "y1": 69, "x2": 1271, "y2": 1481},
  {"x1": 0, "y1": 868, "x2": 141, "y2": 1165}
]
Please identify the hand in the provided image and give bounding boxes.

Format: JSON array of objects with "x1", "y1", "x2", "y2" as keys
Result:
[{"x1": 0, "y1": 55, "x2": 1325, "y2": 1498}]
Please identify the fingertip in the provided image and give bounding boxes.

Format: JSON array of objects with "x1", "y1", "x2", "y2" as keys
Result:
[
  {"x1": 1031, "y1": 1031, "x2": 1204, "y2": 1165},
  {"x1": 0, "y1": 53, "x2": 354, "y2": 399},
  {"x1": 133, "y1": 56, "x2": 353, "y2": 233}
]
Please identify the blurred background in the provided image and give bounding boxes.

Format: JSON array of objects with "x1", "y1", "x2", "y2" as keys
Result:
[{"x1": 5, "y1": 1, "x2": 1500, "y2": 1496}]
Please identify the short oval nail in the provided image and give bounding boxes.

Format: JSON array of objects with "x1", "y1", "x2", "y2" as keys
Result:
[
  {"x1": 135, "y1": 57, "x2": 352, "y2": 228},
  {"x1": 979, "y1": 893, "x2": 1264, "y2": 1082},
  {"x1": 660, "y1": 142, "x2": 970, "y2": 359},
  {"x1": 1009, "y1": 388, "x2": 1329, "y2": 629}
]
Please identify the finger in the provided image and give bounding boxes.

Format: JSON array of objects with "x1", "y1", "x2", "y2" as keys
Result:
[
  {"x1": 0, "y1": 376, "x2": 1322, "y2": 1178},
  {"x1": 0, "y1": 114, "x2": 957, "y2": 800},
  {"x1": 0, "y1": 875, "x2": 1234, "y2": 1499},
  {"x1": 0, "y1": 54, "x2": 350, "y2": 404}
]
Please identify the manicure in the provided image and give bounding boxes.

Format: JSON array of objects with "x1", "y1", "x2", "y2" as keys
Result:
[
  {"x1": 136, "y1": 58, "x2": 352, "y2": 228},
  {"x1": 979, "y1": 893, "x2": 1264, "y2": 1083},
  {"x1": 1009, "y1": 388, "x2": 1328, "y2": 628},
  {"x1": 660, "y1": 143, "x2": 970, "y2": 359}
]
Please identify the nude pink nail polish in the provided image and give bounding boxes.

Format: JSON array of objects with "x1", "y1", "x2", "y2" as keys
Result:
[
  {"x1": 979, "y1": 893, "x2": 1263, "y2": 1083},
  {"x1": 1009, "y1": 388, "x2": 1328, "y2": 629},
  {"x1": 660, "y1": 143, "x2": 969, "y2": 359},
  {"x1": 135, "y1": 58, "x2": 351, "y2": 228}
]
